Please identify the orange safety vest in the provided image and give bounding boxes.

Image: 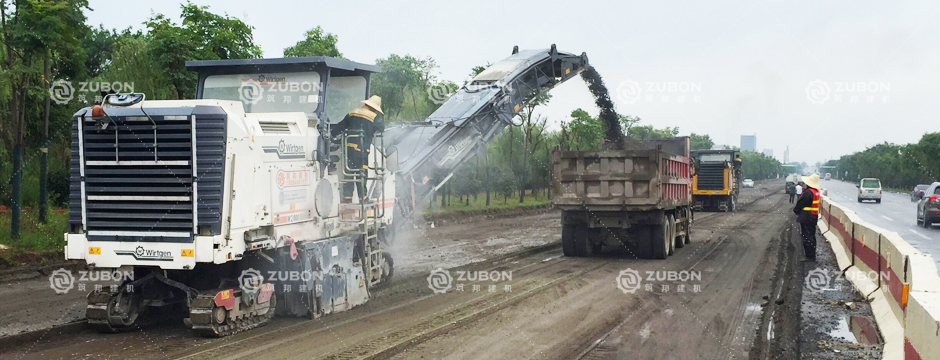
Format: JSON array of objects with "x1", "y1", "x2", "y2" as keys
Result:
[{"x1": 803, "y1": 188, "x2": 820, "y2": 215}]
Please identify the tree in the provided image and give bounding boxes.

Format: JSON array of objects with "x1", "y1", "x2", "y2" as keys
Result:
[
  {"x1": 689, "y1": 133, "x2": 714, "y2": 150},
  {"x1": 283, "y1": 26, "x2": 342, "y2": 58},
  {"x1": 740, "y1": 151, "x2": 782, "y2": 180},
  {"x1": 515, "y1": 92, "x2": 551, "y2": 203},
  {"x1": 2, "y1": 0, "x2": 89, "y2": 235},
  {"x1": 371, "y1": 54, "x2": 445, "y2": 121},
  {"x1": 628, "y1": 125, "x2": 679, "y2": 140},
  {"x1": 371, "y1": 54, "x2": 422, "y2": 119},
  {"x1": 560, "y1": 108, "x2": 604, "y2": 151},
  {"x1": 145, "y1": 2, "x2": 261, "y2": 99}
]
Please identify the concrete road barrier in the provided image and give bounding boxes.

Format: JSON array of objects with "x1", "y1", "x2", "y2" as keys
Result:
[{"x1": 817, "y1": 195, "x2": 940, "y2": 360}]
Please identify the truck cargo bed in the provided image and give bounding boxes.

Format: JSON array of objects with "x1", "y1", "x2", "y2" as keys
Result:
[{"x1": 552, "y1": 138, "x2": 691, "y2": 212}]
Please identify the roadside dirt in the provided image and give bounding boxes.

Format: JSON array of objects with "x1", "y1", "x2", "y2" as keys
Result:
[
  {"x1": 0, "y1": 181, "x2": 793, "y2": 360},
  {"x1": 0, "y1": 204, "x2": 560, "y2": 340}
]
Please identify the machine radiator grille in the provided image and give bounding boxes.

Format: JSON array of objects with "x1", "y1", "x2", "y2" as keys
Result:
[
  {"x1": 68, "y1": 106, "x2": 228, "y2": 242},
  {"x1": 80, "y1": 113, "x2": 195, "y2": 242},
  {"x1": 697, "y1": 163, "x2": 726, "y2": 190}
]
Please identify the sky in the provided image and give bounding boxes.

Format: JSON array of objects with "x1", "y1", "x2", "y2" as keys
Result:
[{"x1": 86, "y1": 0, "x2": 940, "y2": 164}]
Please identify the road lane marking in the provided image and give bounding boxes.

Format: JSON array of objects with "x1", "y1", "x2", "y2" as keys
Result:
[
  {"x1": 866, "y1": 208, "x2": 873, "y2": 212},
  {"x1": 910, "y1": 230, "x2": 931, "y2": 240},
  {"x1": 880, "y1": 215, "x2": 894, "y2": 222}
]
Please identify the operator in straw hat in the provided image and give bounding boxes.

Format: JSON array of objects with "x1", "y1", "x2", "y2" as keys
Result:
[
  {"x1": 793, "y1": 173, "x2": 822, "y2": 261},
  {"x1": 332, "y1": 95, "x2": 384, "y2": 203}
]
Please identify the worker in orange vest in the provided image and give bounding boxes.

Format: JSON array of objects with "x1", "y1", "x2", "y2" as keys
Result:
[{"x1": 793, "y1": 174, "x2": 821, "y2": 261}]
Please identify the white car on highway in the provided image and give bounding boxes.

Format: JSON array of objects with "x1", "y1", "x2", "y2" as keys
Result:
[
  {"x1": 742, "y1": 179, "x2": 754, "y2": 188},
  {"x1": 857, "y1": 178, "x2": 883, "y2": 203}
]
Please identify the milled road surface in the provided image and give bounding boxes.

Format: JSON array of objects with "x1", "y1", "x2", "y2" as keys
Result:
[{"x1": 0, "y1": 181, "x2": 789, "y2": 360}]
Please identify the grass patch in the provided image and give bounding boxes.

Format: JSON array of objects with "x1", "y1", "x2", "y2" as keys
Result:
[
  {"x1": 0, "y1": 209, "x2": 68, "y2": 253},
  {"x1": 421, "y1": 192, "x2": 551, "y2": 216}
]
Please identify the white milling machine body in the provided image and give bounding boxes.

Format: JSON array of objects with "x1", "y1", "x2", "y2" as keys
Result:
[{"x1": 63, "y1": 57, "x2": 396, "y2": 336}]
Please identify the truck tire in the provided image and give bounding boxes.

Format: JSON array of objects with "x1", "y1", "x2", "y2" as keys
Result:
[
  {"x1": 632, "y1": 226, "x2": 653, "y2": 259},
  {"x1": 684, "y1": 208, "x2": 692, "y2": 244},
  {"x1": 562, "y1": 224, "x2": 579, "y2": 257},
  {"x1": 651, "y1": 217, "x2": 669, "y2": 260},
  {"x1": 674, "y1": 212, "x2": 686, "y2": 249},
  {"x1": 578, "y1": 228, "x2": 604, "y2": 256},
  {"x1": 667, "y1": 214, "x2": 676, "y2": 256}
]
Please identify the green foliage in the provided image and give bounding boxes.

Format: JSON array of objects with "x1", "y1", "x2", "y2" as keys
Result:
[
  {"x1": 96, "y1": 34, "x2": 174, "y2": 100},
  {"x1": 560, "y1": 109, "x2": 605, "y2": 150},
  {"x1": 831, "y1": 132, "x2": 940, "y2": 189},
  {"x1": 740, "y1": 151, "x2": 782, "y2": 180},
  {"x1": 284, "y1": 26, "x2": 342, "y2": 58},
  {"x1": 689, "y1": 133, "x2": 714, "y2": 150},
  {"x1": 0, "y1": 209, "x2": 68, "y2": 252},
  {"x1": 628, "y1": 124, "x2": 679, "y2": 140},
  {"x1": 492, "y1": 165, "x2": 518, "y2": 203},
  {"x1": 371, "y1": 54, "x2": 446, "y2": 121},
  {"x1": 144, "y1": 2, "x2": 262, "y2": 99}
]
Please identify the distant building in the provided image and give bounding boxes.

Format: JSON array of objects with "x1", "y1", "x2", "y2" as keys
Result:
[
  {"x1": 762, "y1": 149, "x2": 774, "y2": 158},
  {"x1": 784, "y1": 146, "x2": 789, "y2": 163},
  {"x1": 741, "y1": 135, "x2": 757, "y2": 152}
]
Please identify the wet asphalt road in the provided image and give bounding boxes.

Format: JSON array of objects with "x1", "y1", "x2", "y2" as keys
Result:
[{"x1": 820, "y1": 179, "x2": 940, "y2": 273}]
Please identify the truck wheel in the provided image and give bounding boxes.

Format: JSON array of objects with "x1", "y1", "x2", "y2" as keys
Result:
[
  {"x1": 674, "y1": 210, "x2": 688, "y2": 249},
  {"x1": 577, "y1": 228, "x2": 599, "y2": 257},
  {"x1": 684, "y1": 208, "x2": 692, "y2": 244},
  {"x1": 632, "y1": 227, "x2": 653, "y2": 259},
  {"x1": 562, "y1": 224, "x2": 579, "y2": 257},
  {"x1": 667, "y1": 214, "x2": 676, "y2": 256},
  {"x1": 650, "y1": 217, "x2": 669, "y2": 260}
]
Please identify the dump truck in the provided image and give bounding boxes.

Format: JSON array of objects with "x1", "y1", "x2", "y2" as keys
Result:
[
  {"x1": 552, "y1": 137, "x2": 693, "y2": 259},
  {"x1": 64, "y1": 46, "x2": 591, "y2": 336},
  {"x1": 691, "y1": 149, "x2": 742, "y2": 212}
]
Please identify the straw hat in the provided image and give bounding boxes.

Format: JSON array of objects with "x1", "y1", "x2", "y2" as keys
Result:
[
  {"x1": 362, "y1": 95, "x2": 384, "y2": 114},
  {"x1": 801, "y1": 174, "x2": 821, "y2": 190}
]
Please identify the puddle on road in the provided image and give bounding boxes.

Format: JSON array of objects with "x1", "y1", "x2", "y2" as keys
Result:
[{"x1": 829, "y1": 315, "x2": 882, "y2": 345}]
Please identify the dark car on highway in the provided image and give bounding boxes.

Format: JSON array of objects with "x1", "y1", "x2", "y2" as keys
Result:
[
  {"x1": 912, "y1": 184, "x2": 930, "y2": 202},
  {"x1": 917, "y1": 182, "x2": 940, "y2": 228}
]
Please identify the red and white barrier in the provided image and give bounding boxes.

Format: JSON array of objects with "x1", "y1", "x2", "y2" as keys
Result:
[{"x1": 818, "y1": 195, "x2": 940, "y2": 360}]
